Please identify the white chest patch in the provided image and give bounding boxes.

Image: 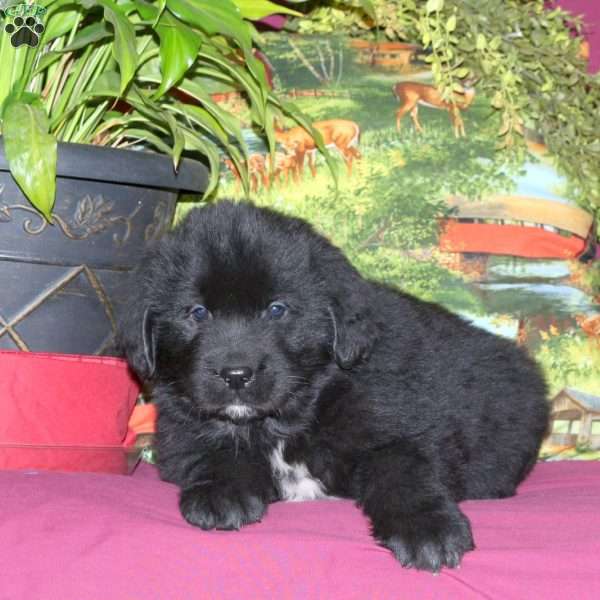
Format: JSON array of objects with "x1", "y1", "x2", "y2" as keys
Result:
[{"x1": 269, "y1": 441, "x2": 331, "y2": 502}]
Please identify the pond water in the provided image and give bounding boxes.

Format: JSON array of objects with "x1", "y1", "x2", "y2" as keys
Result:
[
  {"x1": 453, "y1": 159, "x2": 597, "y2": 323},
  {"x1": 486, "y1": 258, "x2": 571, "y2": 281},
  {"x1": 473, "y1": 281, "x2": 596, "y2": 318},
  {"x1": 471, "y1": 256, "x2": 597, "y2": 320}
]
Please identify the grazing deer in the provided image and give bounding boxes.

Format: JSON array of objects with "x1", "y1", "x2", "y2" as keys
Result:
[
  {"x1": 223, "y1": 153, "x2": 269, "y2": 192},
  {"x1": 393, "y1": 82, "x2": 475, "y2": 138},
  {"x1": 269, "y1": 152, "x2": 300, "y2": 186},
  {"x1": 274, "y1": 119, "x2": 361, "y2": 177}
]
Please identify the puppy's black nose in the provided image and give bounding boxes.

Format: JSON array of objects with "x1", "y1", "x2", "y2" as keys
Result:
[{"x1": 219, "y1": 366, "x2": 254, "y2": 389}]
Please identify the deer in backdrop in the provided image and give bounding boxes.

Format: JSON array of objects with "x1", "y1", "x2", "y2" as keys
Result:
[
  {"x1": 270, "y1": 152, "x2": 300, "y2": 186},
  {"x1": 223, "y1": 153, "x2": 269, "y2": 193},
  {"x1": 274, "y1": 119, "x2": 361, "y2": 178},
  {"x1": 393, "y1": 82, "x2": 476, "y2": 138}
]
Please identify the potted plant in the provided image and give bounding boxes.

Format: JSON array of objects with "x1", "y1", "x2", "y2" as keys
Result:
[{"x1": 0, "y1": 0, "x2": 318, "y2": 355}]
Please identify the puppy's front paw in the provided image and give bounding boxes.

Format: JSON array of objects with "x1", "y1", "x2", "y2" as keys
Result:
[
  {"x1": 378, "y1": 506, "x2": 474, "y2": 572},
  {"x1": 180, "y1": 484, "x2": 267, "y2": 530}
]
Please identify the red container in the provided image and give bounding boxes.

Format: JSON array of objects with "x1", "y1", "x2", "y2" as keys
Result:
[{"x1": 0, "y1": 351, "x2": 141, "y2": 474}]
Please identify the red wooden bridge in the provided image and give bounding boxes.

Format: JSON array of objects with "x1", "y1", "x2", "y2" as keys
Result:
[{"x1": 439, "y1": 196, "x2": 595, "y2": 260}]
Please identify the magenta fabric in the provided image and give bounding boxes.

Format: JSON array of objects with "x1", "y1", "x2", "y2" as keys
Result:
[
  {"x1": 558, "y1": 0, "x2": 600, "y2": 72},
  {"x1": 1, "y1": 461, "x2": 599, "y2": 599},
  {"x1": 257, "y1": 14, "x2": 287, "y2": 29}
]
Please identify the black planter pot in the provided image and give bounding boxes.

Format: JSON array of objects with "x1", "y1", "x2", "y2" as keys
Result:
[{"x1": 0, "y1": 139, "x2": 208, "y2": 355}]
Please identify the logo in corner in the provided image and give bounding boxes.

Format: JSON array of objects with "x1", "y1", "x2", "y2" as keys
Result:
[{"x1": 1, "y1": 3, "x2": 46, "y2": 48}]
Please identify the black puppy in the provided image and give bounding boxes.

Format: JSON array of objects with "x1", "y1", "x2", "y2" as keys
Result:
[{"x1": 119, "y1": 200, "x2": 548, "y2": 572}]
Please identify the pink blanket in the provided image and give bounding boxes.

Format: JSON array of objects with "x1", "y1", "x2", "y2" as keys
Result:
[{"x1": 1, "y1": 461, "x2": 599, "y2": 599}]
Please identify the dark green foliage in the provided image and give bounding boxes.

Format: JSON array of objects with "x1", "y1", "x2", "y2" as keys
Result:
[{"x1": 294, "y1": 0, "x2": 600, "y2": 210}]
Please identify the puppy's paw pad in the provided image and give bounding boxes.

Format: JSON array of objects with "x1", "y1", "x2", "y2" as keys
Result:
[
  {"x1": 180, "y1": 487, "x2": 267, "y2": 531},
  {"x1": 380, "y1": 509, "x2": 474, "y2": 572},
  {"x1": 179, "y1": 491, "x2": 217, "y2": 529}
]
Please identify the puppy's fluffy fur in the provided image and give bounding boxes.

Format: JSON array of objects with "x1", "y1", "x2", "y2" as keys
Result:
[{"x1": 119, "y1": 201, "x2": 548, "y2": 572}]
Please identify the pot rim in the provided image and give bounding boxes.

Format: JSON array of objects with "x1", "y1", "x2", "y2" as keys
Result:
[{"x1": 0, "y1": 137, "x2": 209, "y2": 193}]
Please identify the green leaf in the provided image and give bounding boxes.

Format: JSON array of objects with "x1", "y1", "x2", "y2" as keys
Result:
[
  {"x1": 358, "y1": 0, "x2": 376, "y2": 21},
  {"x1": 56, "y1": 22, "x2": 113, "y2": 52},
  {"x1": 489, "y1": 36, "x2": 502, "y2": 51},
  {"x1": 198, "y1": 45, "x2": 265, "y2": 123},
  {"x1": 263, "y1": 100, "x2": 276, "y2": 164},
  {"x1": 172, "y1": 101, "x2": 250, "y2": 191},
  {"x1": 491, "y1": 91, "x2": 504, "y2": 109},
  {"x1": 173, "y1": 102, "x2": 229, "y2": 144},
  {"x1": 232, "y1": 0, "x2": 302, "y2": 20},
  {"x1": 82, "y1": 0, "x2": 138, "y2": 95},
  {"x1": 83, "y1": 70, "x2": 122, "y2": 99},
  {"x1": 3, "y1": 98, "x2": 57, "y2": 219},
  {"x1": 86, "y1": 76, "x2": 161, "y2": 125},
  {"x1": 40, "y1": 5, "x2": 81, "y2": 44},
  {"x1": 446, "y1": 15, "x2": 456, "y2": 33},
  {"x1": 476, "y1": 33, "x2": 487, "y2": 51},
  {"x1": 166, "y1": 0, "x2": 249, "y2": 45},
  {"x1": 426, "y1": 0, "x2": 444, "y2": 14},
  {"x1": 180, "y1": 127, "x2": 221, "y2": 197},
  {"x1": 152, "y1": 8, "x2": 203, "y2": 98},
  {"x1": 178, "y1": 77, "x2": 246, "y2": 145},
  {"x1": 164, "y1": 111, "x2": 184, "y2": 169},
  {"x1": 166, "y1": 0, "x2": 267, "y2": 101},
  {"x1": 114, "y1": 128, "x2": 173, "y2": 154},
  {"x1": 32, "y1": 51, "x2": 62, "y2": 76}
]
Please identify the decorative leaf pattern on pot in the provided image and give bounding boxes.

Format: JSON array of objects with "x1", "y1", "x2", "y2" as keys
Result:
[
  {"x1": 0, "y1": 195, "x2": 142, "y2": 245},
  {"x1": 0, "y1": 186, "x2": 9, "y2": 222},
  {"x1": 72, "y1": 195, "x2": 116, "y2": 235},
  {"x1": 144, "y1": 201, "x2": 172, "y2": 242}
]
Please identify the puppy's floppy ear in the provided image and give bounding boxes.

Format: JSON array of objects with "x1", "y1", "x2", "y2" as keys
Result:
[
  {"x1": 318, "y1": 246, "x2": 377, "y2": 369},
  {"x1": 118, "y1": 303, "x2": 156, "y2": 381},
  {"x1": 328, "y1": 287, "x2": 376, "y2": 369}
]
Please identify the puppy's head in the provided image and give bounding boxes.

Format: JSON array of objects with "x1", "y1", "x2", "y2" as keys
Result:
[{"x1": 119, "y1": 201, "x2": 376, "y2": 424}]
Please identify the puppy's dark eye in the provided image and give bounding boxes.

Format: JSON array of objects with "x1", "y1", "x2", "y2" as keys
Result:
[
  {"x1": 190, "y1": 304, "x2": 211, "y2": 322},
  {"x1": 266, "y1": 301, "x2": 288, "y2": 319}
]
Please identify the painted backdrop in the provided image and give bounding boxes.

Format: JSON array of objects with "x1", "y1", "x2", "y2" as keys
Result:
[{"x1": 211, "y1": 33, "x2": 600, "y2": 460}]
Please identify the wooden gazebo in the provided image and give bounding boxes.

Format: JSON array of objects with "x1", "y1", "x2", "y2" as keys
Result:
[{"x1": 549, "y1": 388, "x2": 600, "y2": 449}]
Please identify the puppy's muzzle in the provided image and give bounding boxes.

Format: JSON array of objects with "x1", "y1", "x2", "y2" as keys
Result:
[{"x1": 216, "y1": 403, "x2": 278, "y2": 425}]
